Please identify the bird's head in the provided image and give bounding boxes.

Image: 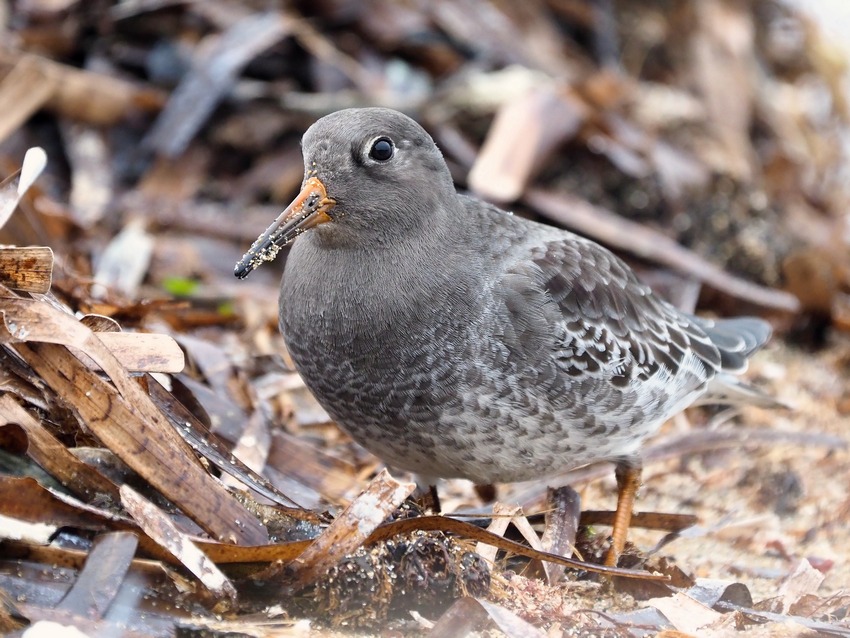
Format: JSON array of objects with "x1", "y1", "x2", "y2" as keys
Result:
[{"x1": 235, "y1": 108, "x2": 455, "y2": 278}]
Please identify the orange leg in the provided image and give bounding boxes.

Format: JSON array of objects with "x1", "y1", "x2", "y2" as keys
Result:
[{"x1": 604, "y1": 461, "x2": 642, "y2": 567}]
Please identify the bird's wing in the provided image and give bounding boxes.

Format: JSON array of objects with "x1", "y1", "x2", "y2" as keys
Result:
[{"x1": 497, "y1": 233, "x2": 723, "y2": 390}]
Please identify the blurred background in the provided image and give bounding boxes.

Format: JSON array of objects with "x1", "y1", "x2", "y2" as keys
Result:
[
  {"x1": 1, "y1": 0, "x2": 849, "y2": 634},
  {"x1": 0, "y1": 0, "x2": 848, "y2": 328}
]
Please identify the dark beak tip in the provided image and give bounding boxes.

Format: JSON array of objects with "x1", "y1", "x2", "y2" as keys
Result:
[{"x1": 234, "y1": 260, "x2": 254, "y2": 279}]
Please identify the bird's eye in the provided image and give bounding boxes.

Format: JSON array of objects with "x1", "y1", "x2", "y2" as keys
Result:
[{"x1": 368, "y1": 137, "x2": 394, "y2": 162}]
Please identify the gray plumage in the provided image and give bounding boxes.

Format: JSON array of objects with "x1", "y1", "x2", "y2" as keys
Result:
[{"x1": 271, "y1": 108, "x2": 774, "y2": 485}]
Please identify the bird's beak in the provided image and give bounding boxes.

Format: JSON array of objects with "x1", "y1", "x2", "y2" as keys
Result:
[{"x1": 234, "y1": 177, "x2": 336, "y2": 279}]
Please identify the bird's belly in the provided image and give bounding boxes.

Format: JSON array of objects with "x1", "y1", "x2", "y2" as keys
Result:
[
  {"x1": 286, "y1": 335, "x2": 666, "y2": 484},
  {"x1": 321, "y1": 395, "x2": 655, "y2": 484}
]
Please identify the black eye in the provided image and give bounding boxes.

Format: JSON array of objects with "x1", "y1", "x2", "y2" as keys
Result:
[{"x1": 369, "y1": 137, "x2": 394, "y2": 162}]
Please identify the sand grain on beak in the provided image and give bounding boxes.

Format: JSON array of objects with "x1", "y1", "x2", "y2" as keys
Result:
[{"x1": 234, "y1": 177, "x2": 335, "y2": 279}]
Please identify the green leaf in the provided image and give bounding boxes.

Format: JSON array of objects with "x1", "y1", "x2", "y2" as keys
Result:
[{"x1": 162, "y1": 277, "x2": 200, "y2": 297}]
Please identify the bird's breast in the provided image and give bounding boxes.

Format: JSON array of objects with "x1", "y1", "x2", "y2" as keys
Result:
[{"x1": 279, "y1": 238, "x2": 477, "y2": 428}]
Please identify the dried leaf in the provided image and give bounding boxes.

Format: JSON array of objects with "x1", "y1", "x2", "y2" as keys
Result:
[
  {"x1": 539, "y1": 485, "x2": 581, "y2": 584},
  {"x1": 0, "y1": 297, "x2": 267, "y2": 544},
  {"x1": 779, "y1": 558, "x2": 825, "y2": 613},
  {"x1": 690, "y1": 0, "x2": 756, "y2": 178},
  {"x1": 0, "y1": 146, "x2": 48, "y2": 230},
  {"x1": 282, "y1": 469, "x2": 415, "y2": 591},
  {"x1": 0, "y1": 476, "x2": 124, "y2": 536},
  {"x1": 0, "y1": 396, "x2": 120, "y2": 500},
  {"x1": 476, "y1": 598, "x2": 548, "y2": 638},
  {"x1": 93, "y1": 219, "x2": 154, "y2": 299},
  {"x1": 91, "y1": 332, "x2": 185, "y2": 373},
  {"x1": 524, "y1": 188, "x2": 801, "y2": 312},
  {"x1": 476, "y1": 502, "x2": 522, "y2": 566},
  {"x1": 469, "y1": 87, "x2": 587, "y2": 202},
  {"x1": 56, "y1": 532, "x2": 138, "y2": 619},
  {"x1": 0, "y1": 49, "x2": 166, "y2": 125},
  {"x1": 0, "y1": 56, "x2": 55, "y2": 146},
  {"x1": 14, "y1": 340, "x2": 267, "y2": 544},
  {"x1": 120, "y1": 485, "x2": 237, "y2": 601},
  {"x1": 144, "y1": 12, "x2": 293, "y2": 157},
  {"x1": 148, "y1": 378, "x2": 307, "y2": 511},
  {"x1": 0, "y1": 246, "x2": 53, "y2": 293},
  {"x1": 647, "y1": 592, "x2": 724, "y2": 635},
  {"x1": 61, "y1": 123, "x2": 113, "y2": 227}
]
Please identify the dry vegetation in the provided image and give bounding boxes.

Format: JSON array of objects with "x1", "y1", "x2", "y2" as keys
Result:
[{"x1": 0, "y1": 0, "x2": 849, "y2": 636}]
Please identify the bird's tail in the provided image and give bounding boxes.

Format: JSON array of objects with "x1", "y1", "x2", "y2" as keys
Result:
[
  {"x1": 690, "y1": 315, "x2": 788, "y2": 409},
  {"x1": 696, "y1": 372, "x2": 788, "y2": 408},
  {"x1": 694, "y1": 316, "x2": 772, "y2": 373}
]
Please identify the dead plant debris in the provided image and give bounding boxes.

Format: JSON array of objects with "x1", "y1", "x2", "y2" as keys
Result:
[{"x1": 0, "y1": 0, "x2": 849, "y2": 636}]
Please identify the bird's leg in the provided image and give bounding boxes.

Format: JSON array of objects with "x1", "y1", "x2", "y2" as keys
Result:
[
  {"x1": 412, "y1": 474, "x2": 442, "y2": 512},
  {"x1": 426, "y1": 484, "x2": 442, "y2": 513},
  {"x1": 473, "y1": 483, "x2": 497, "y2": 503},
  {"x1": 604, "y1": 460, "x2": 642, "y2": 567}
]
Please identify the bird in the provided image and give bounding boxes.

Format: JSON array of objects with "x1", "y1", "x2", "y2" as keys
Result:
[{"x1": 234, "y1": 107, "x2": 778, "y2": 567}]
